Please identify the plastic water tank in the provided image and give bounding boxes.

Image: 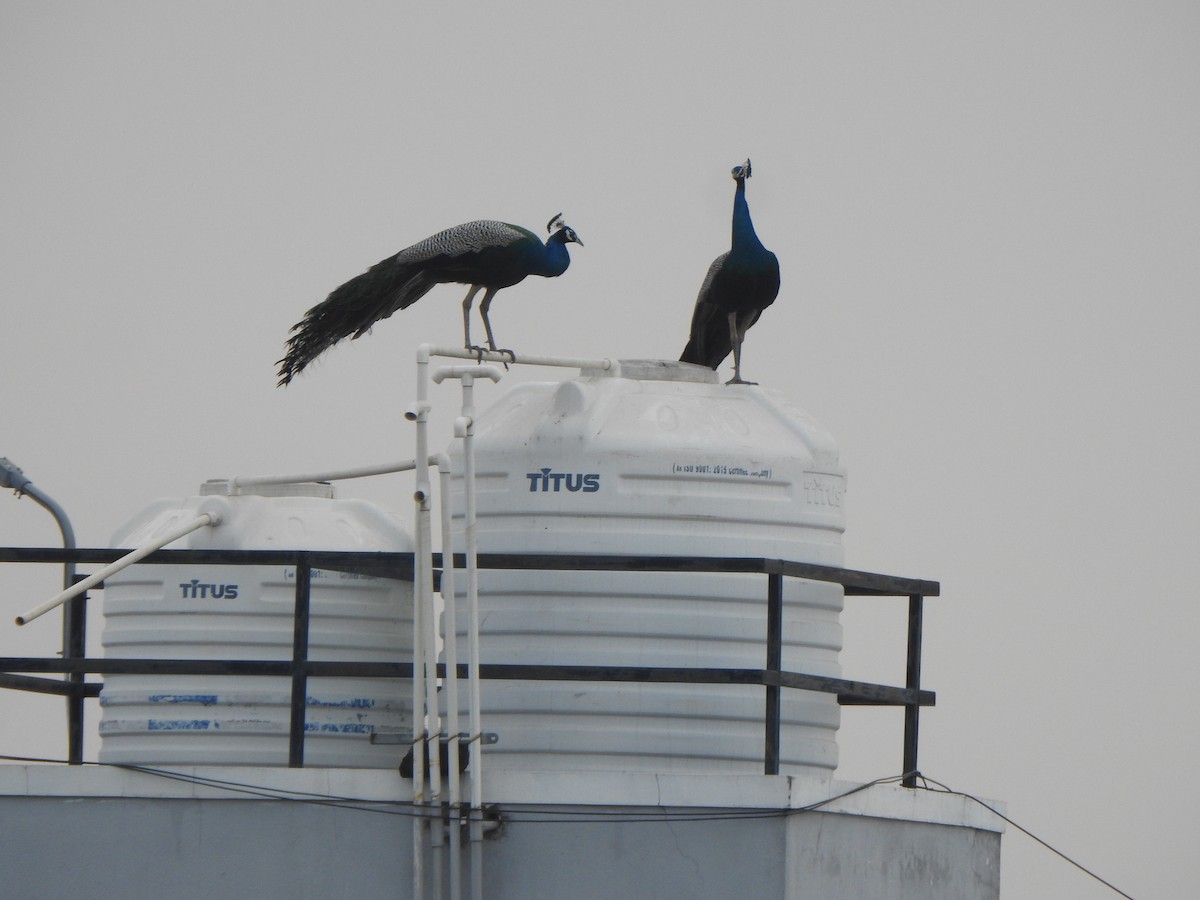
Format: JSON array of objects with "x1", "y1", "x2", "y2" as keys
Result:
[
  {"x1": 99, "y1": 480, "x2": 413, "y2": 767},
  {"x1": 445, "y1": 360, "x2": 847, "y2": 775}
]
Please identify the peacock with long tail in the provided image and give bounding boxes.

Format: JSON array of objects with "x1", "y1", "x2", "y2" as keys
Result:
[
  {"x1": 277, "y1": 214, "x2": 582, "y2": 385},
  {"x1": 679, "y1": 160, "x2": 779, "y2": 385}
]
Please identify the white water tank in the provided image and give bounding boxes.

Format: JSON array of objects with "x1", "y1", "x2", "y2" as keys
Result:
[
  {"x1": 99, "y1": 481, "x2": 413, "y2": 767},
  {"x1": 446, "y1": 360, "x2": 847, "y2": 775}
]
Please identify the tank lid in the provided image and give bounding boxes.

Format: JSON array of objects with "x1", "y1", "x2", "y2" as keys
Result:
[
  {"x1": 200, "y1": 479, "x2": 335, "y2": 499},
  {"x1": 582, "y1": 359, "x2": 720, "y2": 384}
]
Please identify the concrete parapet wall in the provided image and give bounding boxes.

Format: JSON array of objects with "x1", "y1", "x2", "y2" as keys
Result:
[{"x1": 1, "y1": 766, "x2": 1001, "y2": 899}]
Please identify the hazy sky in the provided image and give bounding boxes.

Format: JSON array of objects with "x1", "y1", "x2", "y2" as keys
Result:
[{"x1": 3, "y1": 3, "x2": 1198, "y2": 896}]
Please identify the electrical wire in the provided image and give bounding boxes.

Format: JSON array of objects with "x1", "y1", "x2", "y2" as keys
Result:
[
  {"x1": 0, "y1": 752, "x2": 1140, "y2": 896},
  {"x1": 915, "y1": 774, "x2": 1137, "y2": 900},
  {"x1": 115, "y1": 764, "x2": 434, "y2": 818},
  {"x1": 492, "y1": 772, "x2": 917, "y2": 825},
  {"x1": 0, "y1": 754, "x2": 909, "y2": 824},
  {"x1": 0, "y1": 753, "x2": 437, "y2": 819}
]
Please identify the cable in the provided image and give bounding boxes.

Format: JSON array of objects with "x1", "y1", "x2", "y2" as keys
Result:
[
  {"x1": 117, "y1": 764, "x2": 907, "y2": 825},
  {"x1": 915, "y1": 774, "x2": 1137, "y2": 900},
  {"x1": 0, "y1": 754, "x2": 437, "y2": 819},
  {"x1": 496, "y1": 772, "x2": 918, "y2": 825},
  {"x1": 115, "y1": 764, "x2": 434, "y2": 818},
  {"x1": 0, "y1": 750, "x2": 1138, "y2": 896},
  {"x1": 0, "y1": 754, "x2": 912, "y2": 826},
  {"x1": 137, "y1": 764, "x2": 914, "y2": 825}
]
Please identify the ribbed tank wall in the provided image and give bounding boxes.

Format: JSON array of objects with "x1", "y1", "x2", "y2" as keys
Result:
[
  {"x1": 99, "y1": 483, "x2": 413, "y2": 768},
  {"x1": 447, "y1": 361, "x2": 847, "y2": 776}
]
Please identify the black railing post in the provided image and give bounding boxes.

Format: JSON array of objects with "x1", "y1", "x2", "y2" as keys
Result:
[
  {"x1": 902, "y1": 593, "x2": 924, "y2": 787},
  {"x1": 288, "y1": 554, "x2": 312, "y2": 768},
  {"x1": 62, "y1": 574, "x2": 88, "y2": 765},
  {"x1": 764, "y1": 570, "x2": 783, "y2": 775}
]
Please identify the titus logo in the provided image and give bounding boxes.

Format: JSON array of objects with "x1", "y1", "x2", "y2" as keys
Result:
[
  {"x1": 803, "y1": 474, "x2": 845, "y2": 508},
  {"x1": 526, "y1": 468, "x2": 601, "y2": 493},
  {"x1": 179, "y1": 579, "x2": 239, "y2": 599}
]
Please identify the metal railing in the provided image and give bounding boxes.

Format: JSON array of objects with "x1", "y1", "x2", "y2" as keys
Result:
[{"x1": 0, "y1": 546, "x2": 937, "y2": 786}]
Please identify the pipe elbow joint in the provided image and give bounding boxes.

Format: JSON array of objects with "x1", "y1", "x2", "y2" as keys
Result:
[{"x1": 405, "y1": 401, "x2": 433, "y2": 423}]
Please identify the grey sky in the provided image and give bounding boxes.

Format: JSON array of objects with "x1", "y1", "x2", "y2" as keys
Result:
[{"x1": 3, "y1": 3, "x2": 1198, "y2": 896}]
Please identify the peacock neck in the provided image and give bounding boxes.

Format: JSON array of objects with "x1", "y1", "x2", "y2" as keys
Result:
[
  {"x1": 731, "y1": 180, "x2": 762, "y2": 251},
  {"x1": 536, "y1": 232, "x2": 572, "y2": 277}
]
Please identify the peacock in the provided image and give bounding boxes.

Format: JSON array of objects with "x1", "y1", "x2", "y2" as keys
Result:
[
  {"x1": 277, "y1": 214, "x2": 583, "y2": 385},
  {"x1": 679, "y1": 159, "x2": 780, "y2": 385}
]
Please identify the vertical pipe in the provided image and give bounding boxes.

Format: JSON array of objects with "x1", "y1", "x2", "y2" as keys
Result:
[
  {"x1": 431, "y1": 363, "x2": 501, "y2": 900},
  {"x1": 902, "y1": 594, "x2": 924, "y2": 787},
  {"x1": 421, "y1": 476, "x2": 445, "y2": 900},
  {"x1": 6, "y1": 469, "x2": 86, "y2": 762},
  {"x1": 461, "y1": 378, "x2": 485, "y2": 900},
  {"x1": 412, "y1": 349, "x2": 432, "y2": 900},
  {"x1": 288, "y1": 554, "x2": 311, "y2": 768},
  {"x1": 438, "y1": 462, "x2": 464, "y2": 900},
  {"x1": 764, "y1": 571, "x2": 783, "y2": 776},
  {"x1": 63, "y1": 575, "x2": 87, "y2": 765},
  {"x1": 411, "y1": 494, "x2": 427, "y2": 900},
  {"x1": 55, "y1": 513, "x2": 81, "y2": 765}
]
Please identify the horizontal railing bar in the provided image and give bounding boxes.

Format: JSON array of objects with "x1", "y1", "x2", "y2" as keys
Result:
[
  {"x1": 0, "y1": 658, "x2": 933, "y2": 706},
  {"x1": 0, "y1": 547, "x2": 413, "y2": 570},
  {"x1": 768, "y1": 559, "x2": 938, "y2": 596},
  {"x1": 0, "y1": 658, "x2": 414, "y2": 677},
  {"x1": 838, "y1": 694, "x2": 935, "y2": 707},
  {"x1": 439, "y1": 553, "x2": 940, "y2": 597},
  {"x1": 0, "y1": 672, "x2": 100, "y2": 697},
  {"x1": 0, "y1": 548, "x2": 938, "y2": 596},
  {"x1": 458, "y1": 552, "x2": 769, "y2": 573},
  {"x1": 477, "y1": 664, "x2": 766, "y2": 685},
  {"x1": 768, "y1": 671, "x2": 934, "y2": 706},
  {"x1": 474, "y1": 664, "x2": 934, "y2": 706}
]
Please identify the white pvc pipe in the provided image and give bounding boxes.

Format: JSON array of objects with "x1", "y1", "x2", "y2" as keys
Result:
[
  {"x1": 410, "y1": 382, "x2": 431, "y2": 900},
  {"x1": 437, "y1": 459, "x2": 463, "y2": 900},
  {"x1": 232, "y1": 448, "x2": 446, "y2": 897},
  {"x1": 426, "y1": 359, "x2": 503, "y2": 900},
  {"x1": 431, "y1": 366, "x2": 505, "y2": 387},
  {"x1": 231, "y1": 460, "x2": 418, "y2": 488},
  {"x1": 418, "y1": 342, "x2": 618, "y2": 375},
  {"x1": 459, "y1": 382, "x2": 487, "y2": 900},
  {"x1": 420, "y1": 461, "x2": 445, "y2": 900},
  {"x1": 16, "y1": 512, "x2": 220, "y2": 626}
]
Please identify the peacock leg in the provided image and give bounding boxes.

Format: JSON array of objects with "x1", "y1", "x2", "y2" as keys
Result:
[
  {"x1": 461, "y1": 285, "x2": 485, "y2": 353},
  {"x1": 477, "y1": 294, "x2": 511, "y2": 367},
  {"x1": 478, "y1": 289, "x2": 512, "y2": 368},
  {"x1": 726, "y1": 312, "x2": 755, "y2": 385}
]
